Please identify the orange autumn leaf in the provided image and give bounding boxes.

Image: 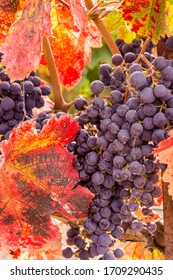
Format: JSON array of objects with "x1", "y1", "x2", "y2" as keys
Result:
[{"x1": 0, "y1": 114, "x2": 94, "y2": 253}]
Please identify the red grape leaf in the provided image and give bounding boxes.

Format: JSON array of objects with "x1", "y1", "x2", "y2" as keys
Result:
[
  {"x1": 0, "y1": 115, "x2": 94, "y2": 251},
  {"x1": 42, "y1": 0, "x2": 102, "y2": 88},
  {"x1": 118, "y1": 0, "x2": 166, "y2": 43},
  {"x1": 154, "y1": 130, "x2": 173, "y2": 200},
  {"x1": 0, "y1": 0, "x2": 51, "y2": 81}
]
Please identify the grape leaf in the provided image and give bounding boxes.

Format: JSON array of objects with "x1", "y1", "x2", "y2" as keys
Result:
[
  {"x1": 0, "y1": 0, "x2": 21, "y2": 44},
  {"x1": 103, "y1": 10, "x2": 136, "y2": 43},
  {"x1": 0, "y1": 0, "x2": 52, "y2": 81},
  {"x1": 118, "y1": 0, "x2": 166, "y2": 43},
  {"x1": 154, "y1": 130, "x2": 173, "y2": 200},
  {"x1": 45, "y1": 0, "x2": 102, "y2": 88},
  {"x1": 0, "y1": 115, "x2": 94, "y2": 251}
]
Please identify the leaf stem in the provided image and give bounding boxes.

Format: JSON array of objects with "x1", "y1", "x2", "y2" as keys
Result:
[
  {"x1": 84, "y1": 0, "x2": 120, "y2": 55},
  {"x1": 42, "y1": 35, "x2": 74, "y2": 112}
]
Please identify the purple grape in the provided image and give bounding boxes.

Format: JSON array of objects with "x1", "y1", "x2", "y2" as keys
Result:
[
  {"x1": 140, "y1": 87, "x2": 156, "y2": 103},
  {"x1": 128, "y1": 201, "x2": 139, "y2": 212},
  {"x1": 92, "y1": 97, "x2": 104, "y2": 109},
  {"x1": 100, "y1": 187, "x2": 112, "y2": 200},
  {"x1": 111, "y1": 54, "x2": 123, "y2": 66},
  {"x1": 117, "y1": 104, "x2": 129, "y2": 117},
  {"x1": 140, "y1": 192, "x2": 153, "y2": 205},
  {"x1": 32, "y1": 76, "x2": 41, "y2": 86},
  {"x1": 62, "y1": 247, "x2": 73, "y2": 258},
  {"x1": 151, "y1": 186, "x2": 162, "y2": 198},
  {"x1": 0, "y1": 81, "x2": 10, "y2": 93},
  {"x1": 98, "y1": 233, "x2": 112, "y2": 247},
  {"x1": 100, "y1": 207, "x2": 112, "y2": 218},
  {"x1": 112, "y1": 226, "x2": 124, "y2": 238},
  {"x1": 131, "y1": 188, "x2": 143, "y2": 198},
  {"x1": 118, "y1": 129, "x2": 130, "y2": 143},
  {"x1": 110, "y1": 90, "x2": 123, "y2": 104},
  {"x1": 153, "y1": 56, "x2": 167, "y2": 70},
  {"x1": 129, "y1": 63, "x2": 142, "y2": 73},
  {"x1": 165, "y1": 108, "x2": 173, "y2": 120},
  {"x1": 114, "y1": 247, "x2": 124, "y2": 258},
  {"x1": 96, "y1": 244, "x2": 109, "y2": 255},
  {"x1": 84, "y1": 219, "x2": 97, "y2": 234},
  {"x1": 111, "y1": 199, "x2": 123, "y2": 212},
  {"x1": 99, "y1": 63, "x2": 112, "y2": 76},
  {"x1": 78, "y1": 249, "x2": 90, "y2": 260},
  {"x1": 120, "y1": 189, "x2": 131, "y2": 199},
  {"x1": 89, "y1": 245, "x2": 98, "y2": 257},
  {"x1": 74, "y1": 236, "x2": 86, "y2": 248},
  {"x1": 10, "y1": 82, "x2": 21, "y2": 95},
  {"x1": 85, "y1": 151, "x2": 99, "y2": 165},
  {"x1": 99, "y1": 218, "x2": 111, "y2": 230},
  {"x1": 100, "y1": 118, "x2": 111, "y2": 131},
  {"x1": 74, "y1": 97, "x2": 87, "y2": 110},
  {"x1": 147, "y1": 222, "x2": 157, "y2": 234},
  {"x1": 111, "y1": 213, "x2": 121, "y2": 225},
  {"x1": 40, "y1": 84, "x2": 51, "y2": 95},
  {"x1": 130, "y1": 123, "x2": 143, "y2": 137},
  {"x1": 152, "y1": 129, "x2": 165, "y2": 144},
  {"x1": 0, "y1": 123, "x2": 9, "y2": 134},
  {"x1": 161, "y1": 66, "x2": 173, "y2": 80},
  {"x1": 90, "y1": 80, "x2": 104, "y2": 94},
  {"x1": 96, "y1": 136, "x2": 109, "y2": 150},
  {"x1": 22, "y1": 80, "x2": 34, "y2": 93},
  {"x1": 86, "y1": 105, "x2": 99, "y2": 118},
  {"x1": 131, "y1": 220, "x2": 143, "y2": 232},
  {"x1": 129, "y1": 71, "x2": 147, "y2": 89},
  {"x1": 129, "y1": 161, "x2": 143, "y2": 175},
  {"x1": 125, "y1": 110, "x2": 138, "y2": 123},
  {"x1": 124, "y1": 52, "x2": 136, "y2": 63},
  {"x1": 102, "y1": 252, "x2": 115, "y2": 260},
  {"x1": 153, "y1": 112, "x2": 167, "y2": 128},
  {"x1": 1, "y1": 97, "x2": 15, "y2": 111}
]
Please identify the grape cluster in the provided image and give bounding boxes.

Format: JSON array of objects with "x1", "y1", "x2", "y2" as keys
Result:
[
  {"x1": 115, "y1": 38, "x2": 155, "y2": 56},
  {"x1": 64, "y1": 52, "x2": 173, "y2": 259},
  {"x1": 0, "y1": 67, "x2": 51, "y2": 140}
]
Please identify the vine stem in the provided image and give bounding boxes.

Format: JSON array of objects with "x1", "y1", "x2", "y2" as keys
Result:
[
  {"x1": 42, "y1": 35, "x2": 74, "y2": 112},
  {"x1": 84, "y1": 0, "x2": 120, "y2": 55},
  {"x1": 162, "y1": 180, "x2": 173, "y2": 259},
  {"x1": 134, "y1": 37, "x2": 152, "y2": 64}
]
